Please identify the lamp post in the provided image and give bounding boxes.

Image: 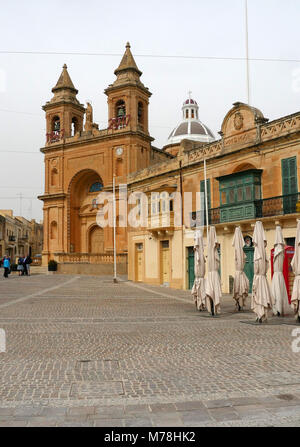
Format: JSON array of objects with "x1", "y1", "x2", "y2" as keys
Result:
[{"x1": 113, "y1": 174, "x2": 117, "y2": 283}]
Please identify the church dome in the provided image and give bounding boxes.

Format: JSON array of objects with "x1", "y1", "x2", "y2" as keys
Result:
[{"x1": 167, "y1": 96, "x2": 215, "y2": 145}]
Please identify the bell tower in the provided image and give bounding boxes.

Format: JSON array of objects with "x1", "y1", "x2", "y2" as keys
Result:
[
  {"x1": 105, "y1": 42, "x2": 151, "y2": 135},
  {"x1": 43, "y1": 64, "x2": 85, "y2": 144}
]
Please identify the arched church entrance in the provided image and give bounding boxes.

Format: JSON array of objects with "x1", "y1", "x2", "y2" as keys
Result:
[{"x1": 68, "y1": 169, "x2": 104, "y2": 254}]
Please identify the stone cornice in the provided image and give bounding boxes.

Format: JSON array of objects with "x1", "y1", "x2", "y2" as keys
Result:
[
  {"x1": 104, "y1": 82, "x2": 152, "y2": 97},
  {"x1": 42, "y1": 100, "x2": 85, "y2": 112},
  {"x1": 38, "y1": 193, "x2": 67, "y2": 201},
  {"x1": 40, "y1": 129, "x2": 154, "y2": 153}
]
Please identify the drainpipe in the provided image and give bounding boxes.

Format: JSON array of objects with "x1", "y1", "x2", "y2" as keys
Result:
[{"x1": 179, "y1": 160, "x2": 185, "y2": 289}]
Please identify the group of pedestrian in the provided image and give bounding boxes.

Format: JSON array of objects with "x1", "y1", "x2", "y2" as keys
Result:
[
  {"x1": 17, "y1": 255, "x2": 32, "y2": 276},
  {"x1": 1, "y1": 254, "x2": 32, "y2": 278}
]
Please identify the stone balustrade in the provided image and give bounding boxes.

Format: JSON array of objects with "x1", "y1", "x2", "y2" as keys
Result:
[{"x1": 54, "y1": 253, "x2": 127, "y2": 264}]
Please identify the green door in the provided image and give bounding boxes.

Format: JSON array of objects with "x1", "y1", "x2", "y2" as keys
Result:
[
  {"x1": 243, "y1": 246, "x2": 254, "y2": 293},
  {"x1": 282, "y1": 157, "x2": 298, "y2": 214},
  {"x1": 188, "y1": 247, "x2": 195, "y2": 290}
]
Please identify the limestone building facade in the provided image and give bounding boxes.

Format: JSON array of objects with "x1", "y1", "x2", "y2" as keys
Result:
[
  {"x1": 0, "y1": 210, "x2": 43, "y2": 261},
  {"x1": 127, "y1": 102, "x2": 300, "y2": 293}
]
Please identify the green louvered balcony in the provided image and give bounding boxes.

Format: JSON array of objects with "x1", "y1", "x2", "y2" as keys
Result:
[{"x1": 208, "y1": 193, "x2": 300, "y2": 225}]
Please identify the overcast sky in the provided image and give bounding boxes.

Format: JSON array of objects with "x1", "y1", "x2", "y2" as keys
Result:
[{"x1": 0, "y1": 0, "x2": 299, "y2": 221}]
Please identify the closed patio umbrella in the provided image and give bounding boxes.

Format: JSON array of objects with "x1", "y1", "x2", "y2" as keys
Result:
[
  {"x1": 251, "y1": 221, "x2": 274, "y2": 323},
  {"x1": 291, "y1": 219, "x2": 300, "y2": 322},
  {"x1": 232, "y1": 227, "x2": 249, "y2": 311},
  {"x1": 205, "y1": 226, "x2": 221, "y2": 315},
  {"x1": 191, "y1": 229, "x2": 206, "y2": 311},
  {"x1": 271, "y1": 226, "x2": 289, "y2": 317}
]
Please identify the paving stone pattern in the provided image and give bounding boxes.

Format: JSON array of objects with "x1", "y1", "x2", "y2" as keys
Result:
[{"x1": 0, "y1": 273, "x2": 300, "y2": 427}]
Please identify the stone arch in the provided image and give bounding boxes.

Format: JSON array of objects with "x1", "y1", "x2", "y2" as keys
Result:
[
  {"x1": 71, "y1": 116, "x2": 79, "y2": 136},
  {"x1": 68, "y1": 169, "x2": 104, "y2": 253},
  {"x1": 115, "y1": 99, "x2": 126, "y2": 118},
  {"x1": 51, "y1": 115, "x2": 60, "y2": 132},
  {"x1": 232, "y1": 163, "x2": 257, "y2": 174}
]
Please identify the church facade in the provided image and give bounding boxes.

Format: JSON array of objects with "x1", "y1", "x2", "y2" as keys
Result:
[{"x1": 39, "y1": 43, "x2": 169, "y2": 274}]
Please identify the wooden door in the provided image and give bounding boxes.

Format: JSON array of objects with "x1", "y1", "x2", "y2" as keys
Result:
[
  {"x1": 161, "y1": 241, "x2": 170, "y2": 285},
  {"x1": 135, "y1": 243, "x2": 143, "y2": 282},
  {"x1": 89, "y1": 227, "x2": 104, "y2": 253}
]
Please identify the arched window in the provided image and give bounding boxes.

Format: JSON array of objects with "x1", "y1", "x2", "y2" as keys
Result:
[
  {"x1": 89, "y1": 182, "x2": 103, "y2": 193},
  {"x1": 185, "y1": 110, "x2": 189, "y2": 119},
  {"x1": 115, "y1": 100, "x2": 126, "y2": 129},
  {"x1": 71, "y1": 117, "x2": 78, "y2": 136},
  {"x1": 116, "y1": 100, "x2": 126, "y2": 118},
  {"x1": 52, "y1": 116, "x2": 60, "y2": 132},
  {"x1": 191, "y1": 109, "x2": 195, "y2": 119},
  {"x1": 138, "y1": 102, "x2": 143, "y2": 124}
]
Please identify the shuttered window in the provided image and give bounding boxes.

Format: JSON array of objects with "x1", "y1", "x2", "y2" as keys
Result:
[
  {"x1": 282, "y1": 157, "x2": 298, "y2": 196},
  {"x1": 282, "y1": 157, "x2": 298, "y2": 214}
]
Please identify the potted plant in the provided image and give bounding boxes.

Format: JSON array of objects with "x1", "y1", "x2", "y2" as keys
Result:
[{"x1": 48, "y1": 260, "x2": 58, "y2": 272}]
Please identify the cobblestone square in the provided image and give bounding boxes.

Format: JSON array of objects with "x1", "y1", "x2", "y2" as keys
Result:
[{"x1": 0, "y1": 272, "x2": 299, "y2": 427}]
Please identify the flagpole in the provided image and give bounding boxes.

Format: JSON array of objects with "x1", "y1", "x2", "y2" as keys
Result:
[
  {"x1": 245, "y1": 0, "x2": 250, "y2": 105},
  {"x1": 113, "y1": 175, "x2": 117, "y2": 283}
]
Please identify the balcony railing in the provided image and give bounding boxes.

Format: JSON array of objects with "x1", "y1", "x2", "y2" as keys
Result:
[
  {"x1": 208, "y1": 193, "x2": 300, "y2": 225},
  {"x1": 46, "y1": 129, "x2": 65, "y2": 144},
  {"x1": 148, "y1": 212, "x2": 175, "y2": 231},
  {"x1": 8, "y1": 235, "x2": 16, "y2": 242},
  {"x1": 19, "y1": 235, "x2": 29, "y2": 241}
]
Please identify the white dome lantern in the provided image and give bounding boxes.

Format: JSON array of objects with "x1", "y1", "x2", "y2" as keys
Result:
[{"x1": 167, "y1": 95, "x2": 215, "y2": 145}]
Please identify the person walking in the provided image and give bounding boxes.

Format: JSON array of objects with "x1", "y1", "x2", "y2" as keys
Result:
[
  {"x1": 17, "y1": 257, "x2": 24, "y2": 276},
  {"x1": 22, "y1": 254, "x2": 32, "y2": 276},
  {"x1": 3, "y1": 255, "x2": 10, "y2": 278}
]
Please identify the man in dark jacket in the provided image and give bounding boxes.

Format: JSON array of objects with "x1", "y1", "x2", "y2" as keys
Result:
[{"x1": 22, "y1": 254, "x2": 32, "y2": 276}]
